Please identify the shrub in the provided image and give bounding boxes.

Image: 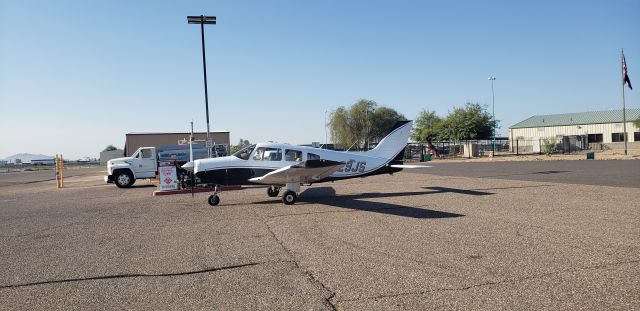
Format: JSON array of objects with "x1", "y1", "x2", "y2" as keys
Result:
[{"x1": 542, "y1": 138, "x2": 556, "y2": 156}]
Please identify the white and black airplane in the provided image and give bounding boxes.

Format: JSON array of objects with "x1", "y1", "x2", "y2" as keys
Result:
[{"x1": 184, "y1": 120, "x2": 429, "y2": 205}]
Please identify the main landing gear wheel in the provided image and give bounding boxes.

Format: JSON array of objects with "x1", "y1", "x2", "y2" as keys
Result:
[
  {"x1": 267, "y1": 186, "x2": 280, "y2": 197},
  {"x1": 208, "y1": 194, "x2": 220, "y2": 206},
  {"x1": 282, "y1": 191, "x2": 297, "y2": 205}
]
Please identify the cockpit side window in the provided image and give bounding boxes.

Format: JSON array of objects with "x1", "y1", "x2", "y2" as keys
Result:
[
  {"x1": 285, "y1": 149, "x2": 303, "y2": 162},
  {"x1": 233, "y1": 144, "x2": 256, "y2": 160},
  {"x1": 307, "y1": 153, "x2": 321, "y2": 160},
  {"x1": 253, "y1": 147, "x2": 282, "y2": 161}
]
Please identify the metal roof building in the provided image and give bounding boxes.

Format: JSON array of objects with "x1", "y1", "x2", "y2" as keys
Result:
[
  {"x1": 511, "y1": 109, "x2": 640, "y2": 129},
  {"x1": 508, "y1": 108, "x2": 640, "y2": 150}
]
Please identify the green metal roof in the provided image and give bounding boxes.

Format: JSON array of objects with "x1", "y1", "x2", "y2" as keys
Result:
[{"x1": 510, "y1": 108, "x2": 640, "y2": 129}]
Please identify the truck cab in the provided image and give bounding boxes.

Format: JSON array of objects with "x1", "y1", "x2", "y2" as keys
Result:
[{"x1": 105, "y1": 147, "x2": 158, "y2": 188}]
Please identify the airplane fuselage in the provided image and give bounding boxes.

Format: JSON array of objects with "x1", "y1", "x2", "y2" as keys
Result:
[{"x1": 194, "y1": 143, "x2": 402, "y2": 186}]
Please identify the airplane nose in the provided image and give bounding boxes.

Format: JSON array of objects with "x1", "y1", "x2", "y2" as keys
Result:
[{"x1": 182, "y1": 161, "x2": 194, "y2": 171}]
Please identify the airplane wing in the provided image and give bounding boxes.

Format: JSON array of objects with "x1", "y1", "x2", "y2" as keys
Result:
[{"x1": 249, "y1": 159, "x2": 344, "y2": 185}]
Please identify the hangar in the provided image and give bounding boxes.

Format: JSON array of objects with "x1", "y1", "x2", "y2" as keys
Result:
[
  {"x1": 124, "y1": 131, "x2": 231, "y2": 157},
  {"x1": 508, "y1": 108, "x2": 640, "y2": 152}
]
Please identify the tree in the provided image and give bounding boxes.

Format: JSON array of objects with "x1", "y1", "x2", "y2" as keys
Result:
[
  {"x1": 230, "y1": 139, "x2": 251, "y2": 154},
  {"x1": 103, "y1": 145, "x2": 118, "y2": 152},
  {"x1": 370, "y1": 107, "x2": 406, "y2": 142},
  {"x1": 411, "y1": 110, "x2": 443, "y2": 155},
  {"x1": 437, "y1": 103, "x2": 494, "y2": 141},
  {"x1": 329, "y1": 99, "x2": 406, "y2": 150},
  {"x1": 634, "y1": 117, "x2": 640, "y2": 129}
]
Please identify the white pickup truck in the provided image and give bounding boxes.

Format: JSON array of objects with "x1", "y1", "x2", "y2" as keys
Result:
[{"x1": 104, "y1": 145, "x2": 225, "y2": 188}]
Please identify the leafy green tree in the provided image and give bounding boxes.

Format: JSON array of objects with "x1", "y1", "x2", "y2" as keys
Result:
[
  {"x1": 230, "y1": 139, "x2": 251, "y2": 154},
  {"x1": 370, "y1": 107, "x2": 406, "y2": 141},
  {"x1": 411, "y1": 110, "x2": 442, "y2": 142},
  {"x1": 411, "y1": 110, "x2": 443, "y2": 155},
  {"x1": 329, "y1": 99, "x2": 406, "y2": 150},
  {"x1": 103, "y1": 145, "x2": 118, "y2": 152},
  {"x1": 633, "y1": 117, "x2": 640, "y2": 129},
  {"x1": 437, "y1": 103, "x2": 494, "y2": 141}
]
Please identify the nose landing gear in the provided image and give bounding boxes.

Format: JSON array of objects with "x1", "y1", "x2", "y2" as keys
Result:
[
  {"x1": 207, "y1": 185, "x2": 221, "y2": 206},
  {"x1": 267, "y1": 186, "x2": 280, "y2": 197}
]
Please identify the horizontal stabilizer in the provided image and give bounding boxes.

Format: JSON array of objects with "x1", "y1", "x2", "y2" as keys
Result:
[{"x1": 390, "y1": 164, "x2": 433, "y2": 169}]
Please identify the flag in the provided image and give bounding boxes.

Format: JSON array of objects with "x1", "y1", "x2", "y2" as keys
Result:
[{"x1": 623, "y1": 53, "x2": 632, "y2": 90}]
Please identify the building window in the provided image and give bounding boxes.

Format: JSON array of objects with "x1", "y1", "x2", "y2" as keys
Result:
[
  {"x1": 611, "y1": 133, "x2": 626, "y2": 142},
  {"x1": 634, "y1": 132, "x2": 640, "y2": 142},
  {"x1": 587, "y1": 134, "x2": 603, "y2": 143}
]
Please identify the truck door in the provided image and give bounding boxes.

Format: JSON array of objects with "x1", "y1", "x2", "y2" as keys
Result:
[{"x1": 133, "y1": 148, "x2": 157, "y2": 178}]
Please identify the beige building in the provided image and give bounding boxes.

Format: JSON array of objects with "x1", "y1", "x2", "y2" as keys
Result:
[
  {"x1": 100, "y1": 149, "x2": 125, "y2": 165},
  {"x1": 509, "y1": 109, "x2": 640, "y2": 152},
  {"x1": 124, "y1": 131, "x2": 230, "y2": 156}
]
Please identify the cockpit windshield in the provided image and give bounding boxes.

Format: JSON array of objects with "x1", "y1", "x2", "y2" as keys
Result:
[{"x1": 233, "y1": 144, "x2": 256, "y2": 160}]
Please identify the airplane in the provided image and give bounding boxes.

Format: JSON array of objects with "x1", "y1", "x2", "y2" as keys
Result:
[{"x1": 183, "y1": 120, "x2": 430, "y2": 205}]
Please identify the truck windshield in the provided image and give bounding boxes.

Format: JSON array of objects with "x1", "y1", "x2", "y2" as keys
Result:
[{"x1": 233, "y1": 144, "x2": 256, "y2": 160}]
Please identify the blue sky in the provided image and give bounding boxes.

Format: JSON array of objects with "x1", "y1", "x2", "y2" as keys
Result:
[{"x1": 1, "y1": 0, "x2": 638, "y2": 159}]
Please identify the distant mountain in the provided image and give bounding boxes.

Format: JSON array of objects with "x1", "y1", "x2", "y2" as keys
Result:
[{"x1": 2, "y1": 153, "x2": 54, "y2": 164}]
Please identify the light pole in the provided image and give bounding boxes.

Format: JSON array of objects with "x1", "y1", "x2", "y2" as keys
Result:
[
  {"x1": 488, "y1": 75, "x2": 496, "y2": 154},
  {"x1": 187, "y1": 15, "x2": 216, "y2": 157},
  {"x1": 324, "y1": 110, "x2": 328, "y2": 149}
]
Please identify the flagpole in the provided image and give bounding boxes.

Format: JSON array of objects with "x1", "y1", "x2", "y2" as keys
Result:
[{"x1": 622, "y1": 49, "x2": 628, "y2": 156}]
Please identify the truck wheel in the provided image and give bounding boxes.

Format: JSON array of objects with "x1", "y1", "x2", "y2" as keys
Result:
[
  {"x1": 115, "y1": 170, "x2": 135, "y2": 188},
  {"x1": 282, "y1": 191, "x2": 297, "y2": 205},
  {"x1": 208, "y1": 194, "x2": 220, "y2": 206}
]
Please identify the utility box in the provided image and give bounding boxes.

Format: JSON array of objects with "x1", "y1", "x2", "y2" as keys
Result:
[{"x1": 463, "y1": 143, "x2": 479, "y2": 158}]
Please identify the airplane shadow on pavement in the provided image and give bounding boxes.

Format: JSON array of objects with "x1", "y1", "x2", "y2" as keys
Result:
[
  {"x1": 271, "y1": 186, "x2": 498, "y2": 219},
  {"x1": 254, "y1": 185, "x2": 548, "y2": 219}
]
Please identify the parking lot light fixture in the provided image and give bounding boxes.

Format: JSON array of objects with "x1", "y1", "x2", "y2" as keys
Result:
[
  {"x1": 488, "y1": 75, "x2": 496, "y2": 154},
  {"x1": 187, "y1": 15, "x2": 216, "y2": 157}
]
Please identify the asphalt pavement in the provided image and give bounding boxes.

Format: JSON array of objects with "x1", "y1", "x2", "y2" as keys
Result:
[
  {"x1": 0, "y1": 166, "x2": 103, "y2": 187},
  {"x1": 0, "y1": 161, "x2": 638, "y2": 309},
  {"x1": 417, "y1": 159, "x2": 640, "y2": 188}
]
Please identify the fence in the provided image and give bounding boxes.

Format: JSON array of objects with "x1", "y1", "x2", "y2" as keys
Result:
[
  {"x1": 406, "y1": 136, "x2": 607, "y2": 160},
  {"x1": 511, "y1": 136, "x2": 589, "y2": 155},
  {"x1": 406, "y1": 139, "x2": 510, "y2": 160}
]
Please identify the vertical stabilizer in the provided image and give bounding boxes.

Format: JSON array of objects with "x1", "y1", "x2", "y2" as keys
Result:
[{"x1": 366, "y1": 121, "x2": 412, "y2": 160}]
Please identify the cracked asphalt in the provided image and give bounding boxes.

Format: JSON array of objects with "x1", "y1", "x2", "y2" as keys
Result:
[{"x1": 0, "y1": 162, "x2": 638, "y2": 310}]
